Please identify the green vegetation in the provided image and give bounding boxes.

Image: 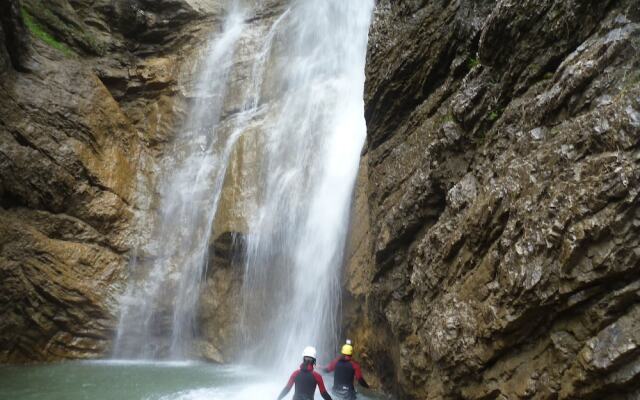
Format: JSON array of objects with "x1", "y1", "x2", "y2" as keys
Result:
[
  {"x1": 617, "y1": 70, "x2": 640, "y2": 98},
  {"x1": 21, "y1": 7, "x2": 74, "y2": 56},
  {"x1": 470, "y1": 126, "x2": 489, "y2": 147},
  {"x1": 435, "y1": 112, "x2": 455, "y2": 127},
  {"x1": 21, "y1": 0, "x2": 106, "y2": 57},
  {"x1": 467, "y1": 57, "x2": 481, "y2": 70},
  {"x1": 487, "y1": 110, "x2": 500, "y2": 122}
]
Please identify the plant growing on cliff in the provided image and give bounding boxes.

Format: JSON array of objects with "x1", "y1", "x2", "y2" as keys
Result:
[
  {"x1": 487, "y1": 109, "x2": 500, "y2": 122},
  {"x1": 21, "y1": 1, "x2": 106, "y2": 57},
  {"x1": 21, "y1": 8, "x2": 74, "y2": 56},
  {"x1": 467, "y1": 57, "x2": 481, "y2": 70}
]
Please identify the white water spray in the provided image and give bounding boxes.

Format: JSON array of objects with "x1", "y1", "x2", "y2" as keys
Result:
[
  {"x1": 238, "y1": 0, "x2": 374, "y2": 368},
  {"x1": 114, "y1": 0, "x2": 374, "y2": 369},
  {"x1": 114, "y1": 7, "x2": 247, "y2": 359}
]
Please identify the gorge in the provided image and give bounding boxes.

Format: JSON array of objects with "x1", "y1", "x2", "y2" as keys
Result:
[{"x1": 1, "y1": 0, "x2": 640, "y2": 399}]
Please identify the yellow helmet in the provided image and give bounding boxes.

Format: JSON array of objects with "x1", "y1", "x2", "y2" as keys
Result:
[{"x1": 341, "y1": 344, "x2": 353, "y2": 356}]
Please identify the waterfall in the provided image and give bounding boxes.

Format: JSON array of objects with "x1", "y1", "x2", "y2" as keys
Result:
[
  {"x1": 113, "y1": 7, "x2": 247, "y2": 359},
  {"x1": 113, "y1": 0, "x2": 373, "y2": 365},
  {"x1": 238, "y1": 0, "x2": 374, "y2": 367}
]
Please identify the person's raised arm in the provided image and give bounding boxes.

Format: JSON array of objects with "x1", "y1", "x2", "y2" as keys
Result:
[{"x1": 322, "y1": 356, "x2": 340, "y2": 373}]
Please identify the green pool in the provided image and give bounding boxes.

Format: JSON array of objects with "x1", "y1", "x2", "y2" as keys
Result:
[{"x1": 0, "y1": 361, "x2": 384, "y2": 400}]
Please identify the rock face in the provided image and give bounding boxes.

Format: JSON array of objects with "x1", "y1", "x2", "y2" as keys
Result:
[
  {"x1": 3, "y1": 3, "x2": 640, "y2": 400},
  {"x1": 198, "y1": 232, "x2": 245, "y2": 363},
  {"x1": 0, "y1": 0, "x2": 220, "y2": 362},
  {"x1": 344, "y1": 0, "x2": 640, "y2": 399},
  {"x1": 0, "y1": 0, "x2": 287, "y2": 363}
]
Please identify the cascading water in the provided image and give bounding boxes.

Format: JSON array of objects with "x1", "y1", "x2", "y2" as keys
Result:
[
  {"x1": 238, "y1": 0, "x2": 374, "y2": 368},
  {"x1": 113, "y1": 0, "x2": 373, "y2": 370},
  {"x1": 113, "y1": 7, "x2": 247, "y2": 359}
]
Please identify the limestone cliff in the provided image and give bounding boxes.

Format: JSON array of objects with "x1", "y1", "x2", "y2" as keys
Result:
[
  {"x1": 344, "y1": 0, "x2": 640, "y2": 399},
  {"x1": 3, "y1": 1, "x2": 640, "y2": 399},
  {"x1": 0, "y1": 0, "x2": 220, "y2": 362},
  {"x1": 0, "y1": 0, "x2": 284, "y2": 364}
]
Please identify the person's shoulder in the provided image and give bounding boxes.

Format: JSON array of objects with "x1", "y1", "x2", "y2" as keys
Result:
[{"x1": 312, "y1": 370, "x2": 324, "y2": 379}]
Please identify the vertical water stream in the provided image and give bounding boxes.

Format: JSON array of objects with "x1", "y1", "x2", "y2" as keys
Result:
[
  {"x1": 114, "y1": 0, "x2": 373, "y2": 365},
  {"x1": 239, "y1": 0, "x2": 374, "y2": 367},
  {"x1": 113, "y1": 7, "x2": 247, "y2": 359}
]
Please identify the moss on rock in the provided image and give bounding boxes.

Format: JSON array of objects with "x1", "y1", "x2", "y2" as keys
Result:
[{"x1": 21, "y1": 7, "x2": 74, "y2": 56}]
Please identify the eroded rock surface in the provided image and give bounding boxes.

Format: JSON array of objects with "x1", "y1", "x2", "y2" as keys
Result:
[
  {"x1": 3, "y1": 3, "x2": 640, "y2": 399},
  {"x1": 345, "y1": 0, "x2": 640, "y2": 398},
  {"x1": 0, "y1": 0, "x2": 220, "y2": 362},
  {"x1": 0, "y1": 0, "x2": 289, "y2": 363},
  {"x1": 198, "y1": 232, "x2": 245, "y2": 363}
]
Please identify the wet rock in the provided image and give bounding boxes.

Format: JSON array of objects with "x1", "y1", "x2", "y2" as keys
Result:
[
  {"x1": 0, "y1": 0, "x2": 223, "y2": 362},
  {"x1": 193, "y1": 339, "x2": 224, "y2": 363},
  {"x1": 0, "y1": 0, "x2": 29, "y2": 71},
  {"x1": 345, "y1": 0, "x2": 640, "y2": 398},
  {"x1": 0, "y1": 208, "x2": 127, "y2": 362},
  {"x1": 198, "y1": 232, "x2": 245, "y2": 362}
]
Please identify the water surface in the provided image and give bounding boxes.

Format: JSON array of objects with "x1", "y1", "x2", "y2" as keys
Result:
[{"x1": 0, "y1": 361, "x2": 385, "y2": 400}]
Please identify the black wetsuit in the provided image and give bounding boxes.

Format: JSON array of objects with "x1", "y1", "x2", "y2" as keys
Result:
[
  {"x1": 324, "y1": 356, "x2": 369, "y2": 400},
  {"x1": 277, "y1": 362, "x2": 332, "y2": 400}
]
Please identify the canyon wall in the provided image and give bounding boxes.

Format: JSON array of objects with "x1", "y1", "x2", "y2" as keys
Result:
[
  {"x1": 0, "y1": 0, "x2": 283, "y2": 364},
  {"x1": 3, "y1": 1, "x2": 640, "y2": 399},
  {"x1": 0, "y1": 0, "x2": 222, "y2": 362},
  {"x1": 344, "y1": 0, "x2": 640, "y2": 399}
]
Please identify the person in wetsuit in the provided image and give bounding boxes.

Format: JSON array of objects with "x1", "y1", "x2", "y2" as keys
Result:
[
  {"x1": 323, "y1": 341, "x2": 369, "y2": 400},
  {"x1": 277, "y1": 346, "x2": 333, "y2": 400}
]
